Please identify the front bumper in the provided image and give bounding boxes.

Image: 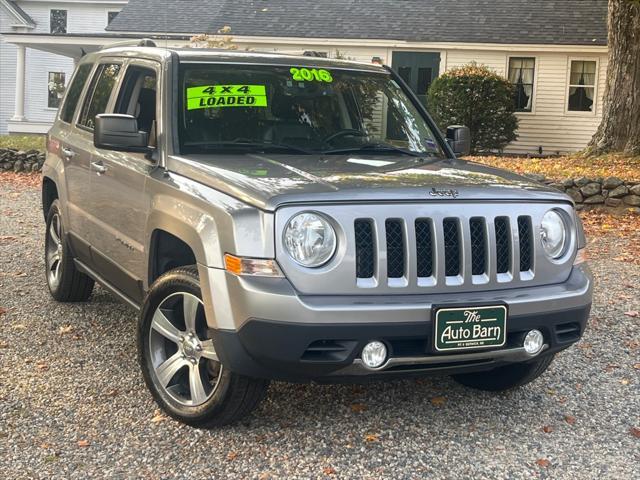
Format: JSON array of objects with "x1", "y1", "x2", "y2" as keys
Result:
[{"x1": 201, "y1": 264, "x2": 592, "y2": 382}]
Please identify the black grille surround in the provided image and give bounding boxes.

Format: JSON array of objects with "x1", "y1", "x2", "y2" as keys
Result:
[
  {"x1": 443, "y1": 218, "x2": 461, "y2": 276},
  {"x1": 385, "y1": 219, "x2": 405, "y2": 278},
  {"x1": 469, "y1": 217, "x2": 487, "y2": 275},
  {"x1": 495, "y1": 217, "x2": 511, "y2": 274},
  {"x1": 355, "y1": 219, "x2": 375, "y2": 278},
  {"x1": 518, "y1": 216, "x2": 534, "y2": 272},
  {"x1": 415, "y1": 219, "x2": 434, "y2": 278}
]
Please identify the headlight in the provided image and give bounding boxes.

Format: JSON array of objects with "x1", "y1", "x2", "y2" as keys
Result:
[
  {"x1": 540, "y1": 210, "x2": 567, "y2": 259},
  {"x1": 283, "y1": 212, "x2": 337, "y2": 267}
]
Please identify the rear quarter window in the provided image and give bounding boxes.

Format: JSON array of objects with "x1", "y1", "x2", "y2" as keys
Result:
[
  {"x1": 60, "y1": 63, "x2": 93, "y2": 123},
  {"x1": 78, "y1": 63, "x2": 122, "y2": 130}
]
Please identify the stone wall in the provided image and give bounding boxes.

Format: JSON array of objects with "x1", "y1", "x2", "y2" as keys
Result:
[
  {"x1": 0, "y1": 148, "x2": 46, "y2": 173},
  {"x1": 525, "y1": 174, "x2": 640, "y2": 210}
]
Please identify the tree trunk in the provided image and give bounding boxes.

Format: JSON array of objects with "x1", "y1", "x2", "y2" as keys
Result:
[{"x1": 588, "y1": 0, "x2": 640, "y2": 155}]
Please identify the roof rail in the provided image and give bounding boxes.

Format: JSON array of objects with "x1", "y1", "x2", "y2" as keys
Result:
[{"x1": 100, "y1": 38, "x2": 157, "y2": 50}]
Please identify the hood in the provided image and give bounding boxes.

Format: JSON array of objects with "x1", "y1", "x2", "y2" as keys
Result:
[{"x1": 166, "y1": 153, "x2": 571, "y2": 211}]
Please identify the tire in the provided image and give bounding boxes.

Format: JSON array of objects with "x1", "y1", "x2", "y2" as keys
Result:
[
  {"x1": 451, "y1": 354, "x2": 555, "y2": 392},
  {"x1": 138, "y1": 265, "x2": 269, "y2": 428},
  {"x1": 45, "y1": 200, "x2": 94, "y2": 302}
]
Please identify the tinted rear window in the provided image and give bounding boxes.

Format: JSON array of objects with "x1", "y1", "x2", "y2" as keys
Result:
[{"x1": 60, "y1": 63, "x2": 92, "y2": 123}]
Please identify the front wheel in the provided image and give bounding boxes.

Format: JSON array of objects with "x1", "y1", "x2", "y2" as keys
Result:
[
  {"x1": 451, "y1": 354, "x2": 555, "y2": 391},
  {"x1": 138, "y1": 266, "x2": 269, "y2": 427}
]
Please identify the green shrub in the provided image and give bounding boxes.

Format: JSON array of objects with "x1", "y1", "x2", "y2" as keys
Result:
[
  {"x1": 0, "y1": 134, "x2": 46, "y2": 151},
  {"x1": 427, "y1": 63, "x2": 518, "y2": 154}
]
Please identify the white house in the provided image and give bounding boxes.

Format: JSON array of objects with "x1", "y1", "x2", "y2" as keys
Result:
[
  {"x1": 0, "y1": 0, "x2": 127, "y2": 134},
  {"x1": 1, "y1": 0, "x2": 609, "y2": 155}
]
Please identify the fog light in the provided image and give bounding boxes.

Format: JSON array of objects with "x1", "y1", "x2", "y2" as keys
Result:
[
  {"x1": 523, "y1": 329, "x2": 544, "y2": 355},
  {"x1": 361, "y1": 341, "x2": 388, "y2": 369}
]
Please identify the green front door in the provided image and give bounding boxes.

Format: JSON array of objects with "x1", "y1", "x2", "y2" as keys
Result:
[{"x1": 391, "y1": 52, "x2": 441, "y2": 105}]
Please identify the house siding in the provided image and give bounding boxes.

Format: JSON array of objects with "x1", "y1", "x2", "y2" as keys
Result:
[
  {"x1": 0, "y1": 1, "x2": 124, "y2": 134},
  {"x1": 0, "y1": 8, "x2": 17, "y2": 134},
  {"x1": 244, "y1": 43, "x2": 607, "y2": 154}
]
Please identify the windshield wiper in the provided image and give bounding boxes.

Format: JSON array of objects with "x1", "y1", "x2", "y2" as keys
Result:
[
  {"x1": 322, "y1": 143, "x2": 430, "y2": 158},
  {"x1": 184, "y1": 141, "x2": 315, "y2": 155}
]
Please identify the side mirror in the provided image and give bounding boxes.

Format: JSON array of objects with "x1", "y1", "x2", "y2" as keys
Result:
[
  {"x1": 446, "y1": 125, "x2": 471, "y2": 156},
  {"x1": 94, "y1": 114, "x2": 149, "y2": 152}
]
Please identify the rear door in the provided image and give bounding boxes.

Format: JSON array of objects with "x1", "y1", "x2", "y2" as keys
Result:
[
  {"x1": 86, "y1": 59, "x2": 160, "y2": 303},
  {"x1": 66, "y1": 60, "x2": 123, "y2": 273},
  {"x1": 49, "y1": 62, "x2": 94, "y2": 262}
]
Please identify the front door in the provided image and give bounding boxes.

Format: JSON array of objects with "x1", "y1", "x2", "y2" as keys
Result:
[
  {"x1": 87, "y1": 60, "x2": 160, "y2": 304},
  {"x1": 391, "y1": 52, "x2": 441, "y2": 105}
]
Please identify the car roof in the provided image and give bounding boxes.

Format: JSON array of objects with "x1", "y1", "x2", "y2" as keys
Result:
[{"x1": 92, "y1": 46, "x2": 386, "y2": 72}]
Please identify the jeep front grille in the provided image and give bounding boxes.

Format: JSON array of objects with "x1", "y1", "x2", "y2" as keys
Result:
[
  {"x1": 355, "y1": 215, "x2": 534, "y2": 286},
  {"x1": 276, "y1": 203, "x2": 577, "y2": 296}
]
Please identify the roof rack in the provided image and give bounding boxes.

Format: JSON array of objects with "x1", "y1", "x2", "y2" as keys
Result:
[{"x1": 100, "y1": 38, "x2": 157, "y2": 50}]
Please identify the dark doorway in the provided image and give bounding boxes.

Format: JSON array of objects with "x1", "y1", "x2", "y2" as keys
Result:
[{"x1": 391, "y1": 52, "x2": 441, "y2": 105}]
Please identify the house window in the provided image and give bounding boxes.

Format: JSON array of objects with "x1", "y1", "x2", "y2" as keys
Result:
[
  {"x1": 47, "y1": 72, "x2": 66, "y2": 109},
  {"x1": 107, "y1": 11, "x2": 119, "y2": 25},
  {"x1": 50, "y1": 9, "x2": 67, "y2": 34},
  {"x1": 568, "y1": 60, "x2": 597, "y2": 112},
  {"x1": 508, "y1": 57, "x2": 535, "y2": 112}
]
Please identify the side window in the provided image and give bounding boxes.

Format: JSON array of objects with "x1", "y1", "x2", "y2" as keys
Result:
[
  {"x1": 78, "y1": 64, "x2": 122, "y2": 130},
  {"x1": 568, "y1": 60, "x2": 597, "y2": 112},
  {"x1": 508, "y1": 57, "x2": 535, "y2": 112},
  {"x1": 115, "y1": 66, "x2": 157, "y2": 137},
  {"x1": 60, "y1": 64, "x2": 92, "y2": 123}
]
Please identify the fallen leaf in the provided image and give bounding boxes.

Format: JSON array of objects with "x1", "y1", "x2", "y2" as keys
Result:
[
  {"x1": 633, "y1": 363, "x2": 640, "y2": 370},
  {"x1": 535, "y1": 458, "x2": 551, "y2": 468},
  {"x1": 59, "y1": 325, "x2": 74, "y2": 335},
  {"x1": 621, "y1": 378, "x2": 630, "y2": 385},
  {"x1": 542, "y1": 425, "x2": 553, "y2": 433},
  {"x1": 104, "y1": 389, "x2": 119, "y2": 397},
  {"x1": 36, "y1": 362, "x2": 49, "y2": 371},
  {"x1": 350, "y1": 403, "x2": 367, "y2": 413},
  {"x1": 430, "y1": 396, "x2": 446, "y2": 406},
  {"x1": 77, "y1": 439, "x2": 90, "y2": 448},
  {"x1": 564, "y1": 415, "x2": 577, "y2": 425},
  {"x1": 605, "y1": 364, "x2": 620, "y2": 372},
  {"x1": 364, "y1": 433, "x2": 380, "y2": 442},
  {"x1": 624, "y1": 311, "x2": 639, "y2": 318},
  {"x1": 227, "y1": 451, "x2": 238, "y2": 461},
  {"x1": 630, "y1": 427, "x2": 640, "y2": 438},
  {"x1": 323, "y1": 466, "x2": 337, "y2": 475},
  {"x1": 0, "y1": 307, "x2": 7, "y2": 317},
  {"x1": 151, "y1": 413, "x2": 167, "y2": 423}
]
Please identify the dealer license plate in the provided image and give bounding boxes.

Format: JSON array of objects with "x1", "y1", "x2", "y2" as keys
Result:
[{"x1": 434, "y1": 305, "x2": 507, "y2": 352}]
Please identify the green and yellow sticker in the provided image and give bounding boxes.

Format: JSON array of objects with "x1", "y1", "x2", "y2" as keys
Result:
[{"x1": 186, "y1": 85, "x2": 267, "y2": 110}]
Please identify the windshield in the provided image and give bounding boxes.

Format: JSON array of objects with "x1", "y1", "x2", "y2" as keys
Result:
[{"x1": 178, "y1": 63, "x2": 446, "y2": 158}]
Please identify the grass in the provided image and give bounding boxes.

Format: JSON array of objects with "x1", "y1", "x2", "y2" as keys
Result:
[
  {"x1": 469, "y1": 153, "x2": 640, "y2": 182},
  {"x1": 0, "y1": 134, "x2": 46, "y2": 152}
]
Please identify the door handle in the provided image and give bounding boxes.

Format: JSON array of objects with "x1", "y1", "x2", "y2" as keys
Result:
[
  {"x1": 91, "y1": 161, "x2": 108, "y2": 175},
  {"x1": 61, "y1": 147, "x2": 76, "y2": 159}
]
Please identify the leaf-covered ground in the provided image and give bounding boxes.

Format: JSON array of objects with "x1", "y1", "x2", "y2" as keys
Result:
[{"x1": 470, "y1": 153, "x2": 640, "y2": 182}]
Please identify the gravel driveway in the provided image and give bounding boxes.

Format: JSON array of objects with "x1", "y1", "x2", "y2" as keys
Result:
[{"x1": 1, "y1": 180, "x2": 638, "y2": 479}]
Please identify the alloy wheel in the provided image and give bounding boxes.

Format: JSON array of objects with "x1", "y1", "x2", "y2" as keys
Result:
[{"x1": 148, "y1": 292, "x2": 222, "y2": 407}]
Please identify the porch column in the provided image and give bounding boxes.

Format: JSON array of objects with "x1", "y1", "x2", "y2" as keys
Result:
[{"x1": 11, "y1": 45, "x2": 26, "y2": 121}]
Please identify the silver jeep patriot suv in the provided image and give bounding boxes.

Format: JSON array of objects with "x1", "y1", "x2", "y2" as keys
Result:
[{"x1": 42, "y1": 42, "x2": 592, "y2": 427}]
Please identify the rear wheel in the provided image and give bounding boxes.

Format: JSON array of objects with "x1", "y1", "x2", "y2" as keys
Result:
[
  {"x1": 138, "y1": 266, "x2": 269, "y2": 427},
  {"x1": 45, "y1": 200, "x2": 94, "y2": 302},
  {"x1": 451, "y1": 354, "x2": 555, "y2": 391}
]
